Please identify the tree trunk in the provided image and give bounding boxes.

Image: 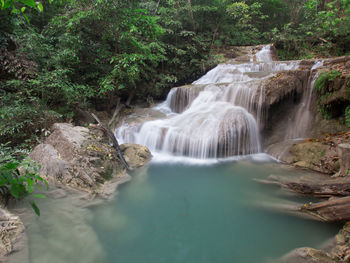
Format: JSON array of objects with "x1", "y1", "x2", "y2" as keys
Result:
[
  {"x1": 108, "y1": 97, "x2": 124, "y2": 130},
  {"x1": 90, "y1": 113, "x2": 129, "y2": 170},
  {"x1": 337, "y1": 143, "x2": 350, "y2": 176},
  {"x1": 186, "y1": 0, "x2": 195, "y2": 32}
]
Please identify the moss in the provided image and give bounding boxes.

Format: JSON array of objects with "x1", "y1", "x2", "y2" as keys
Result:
[
  {"x1": 315, "y1": 70, "x2": 342, "y2": 119},
  {"x1": 314, "y1": 70, "x2": 341, "y2": 95},
  {"x1": 99, "y1": 166, "x2": 114, "y2": 181},
  {"x1": 346, "y1": 106, "x2": 350, "y2": 127}
]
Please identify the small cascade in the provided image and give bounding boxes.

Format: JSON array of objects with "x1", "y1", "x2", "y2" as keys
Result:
[
  {"x1": 116, "y1": 46, "x2": 302, "y2": 159},
  {"x1": 255, "y1": 44, "x2": 273, "y2": 62},
  {"x1": 286, "y1": 60, "x2": 324, "y2": 139}
]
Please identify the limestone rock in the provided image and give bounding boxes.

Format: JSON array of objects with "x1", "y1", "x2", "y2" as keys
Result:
[
  {"x1": 0, "y1": 208, "x2": 27, "y2": 260},
  {"x1": 260, "y1": 70, "x2": 309, "y2": 109},
  {"x1": 280, "y1": 223, "x2": 350, "y2": 263},
  {"x1": 280, "y1": 247, "x2": 336, "y2": 263},
  {"x1": 267, "y1": 141, "x2": 339, "y2": 174},
  {"x1": 30, "y1": 123, "x2": 128, "y2": 195},
  {"x1": 120, "y1": 143, "x2": 152, "y2": 169}
]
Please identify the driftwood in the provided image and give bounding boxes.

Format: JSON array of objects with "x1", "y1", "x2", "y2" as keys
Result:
[
  {"x1": 256, "y1": 175, "x2": 350, "y2": 197},
  {"x1": 90, "y1": 113, "x2": 129, "y2": 170},
  {"x1": 299, "y1": 196, "x2": 350, "y2": 222},
  {"x1": 257, "y1": 174, "x2": 350, "y2": 222}
]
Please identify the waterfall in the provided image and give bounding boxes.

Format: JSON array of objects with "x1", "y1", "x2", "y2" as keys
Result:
[
  {"x1": 116, "y1": 45, "x2": 300, "y2": 160},
  {"x1": 286, "y1": 60, "x2": 324, "y2": 139}
]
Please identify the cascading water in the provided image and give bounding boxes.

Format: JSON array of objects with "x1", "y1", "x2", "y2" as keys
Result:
[
  {"x1": 116, "y1": 45, "x2": 300, "y2": 159},
  {"x1": 286, "y1": 60, "x2": 324, "y2": 139}
]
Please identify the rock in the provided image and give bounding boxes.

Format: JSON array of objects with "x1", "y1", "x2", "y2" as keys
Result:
[
  {"x1": 280, "y1": 223, "x2": 350, "y2": 263},
  {"x1": 0, "y1": 208, "x2": 27, "y2": 261},
  {"x1": 30, "y1": 143, "x2": 68, "y2": 184},
  {"x1": 120, "y1": 143, "x2": 152, "y2": 169},
  {"x1": 280, "y1": 247, "x2": 336, "y2": 263},
  {"x1": 29, "y1": 123, "x2": 147, "y2": 195},
  {"x1": 260, "y1": 70, "x2": 309, "y2": 110},
  {"x1": 267, "y1": 141, "x2": 339, "y2": 174}
]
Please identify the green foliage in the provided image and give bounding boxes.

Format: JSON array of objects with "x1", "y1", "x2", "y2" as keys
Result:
[
  {"x1": 319, "y1": 104, "x2": 333, "y2": 119},
  {"x1": 314, "y1": 70, "x2": 347, "y2": 120},
  {"x1": 0, "y1": 143, "x2": 48, "y2": 215},
  {"x1": 0, "y1": 0, "x2": 46, "y2": 23},
  {"x1": 273, "y1": 0, "x2": 350, "y2": 59},
  {"x1": 0, "y1": 86, "x2": 61, "y2": 145},
  {"x1": 345, "y1": 106, "x2": 350, "y2": 127},
  {"x1": 314, "y1": 70, "x2": 342, "y2": 94}
]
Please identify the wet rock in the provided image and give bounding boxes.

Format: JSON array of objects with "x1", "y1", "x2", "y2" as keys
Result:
[
  {"x1": 120, "y1": 143, "x2": 152, "y2": 169},
  {"x1": 261, "y1": 70, "x2": 309, "y2": 109},
  {"x1": 280, "y1": 223, "x2": 350, "y2": 263},
  {"x1": 30, "y1": 123, "x2": 130, "y2": 195},
  {"x1": 267, "y1": 141, "x2": 339, "y2": 174},
  {"x1": 0, "y1": 208, "x2": 27, "y2": 261},
  {"x1": 280, "y1": 247, "x2": 336, "y2": 263}
]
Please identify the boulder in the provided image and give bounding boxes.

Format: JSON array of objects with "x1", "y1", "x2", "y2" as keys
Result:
[
  {"x1": 120, "y1": 143, "x2": 152, "y2": 169},
  {"x1": 30, "y1": 123, "x2": 151, "y2": 195}
]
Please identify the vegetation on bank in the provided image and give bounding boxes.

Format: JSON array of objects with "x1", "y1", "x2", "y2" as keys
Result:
[
  {"x1": 0, "y1": 0, "x2": 349, "y2": 211},
  {"x1": 314, "y1": 70, "x2": 350, "y2": 125},
  {"x1": 0, "y1": 143, "x2": 47, "y2": 215}
]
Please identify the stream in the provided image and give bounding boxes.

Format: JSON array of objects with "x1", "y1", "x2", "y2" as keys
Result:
[{"x1": 11, "y1": 158, "x2": 339, "y2": 263}]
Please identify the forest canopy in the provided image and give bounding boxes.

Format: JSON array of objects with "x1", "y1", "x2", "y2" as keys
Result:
[{"x1": 0, "y1": 0, "x2": 349, "y2": 148}]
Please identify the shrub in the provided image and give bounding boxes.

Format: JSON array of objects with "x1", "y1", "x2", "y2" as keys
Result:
[
  {"x1": 0, "y1": 143, "x2": 48, "y2": 215},
  {"x1": 0, "y1": 91, "x2": 61, "y2": 145},
  {"x1": 314, "y1": 70, "x2": 342, "y2": 95}
]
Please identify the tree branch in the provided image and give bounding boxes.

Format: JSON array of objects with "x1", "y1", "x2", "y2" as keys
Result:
[{"x1": 90, "y1": 113, "x2": 129, "y2": 170}]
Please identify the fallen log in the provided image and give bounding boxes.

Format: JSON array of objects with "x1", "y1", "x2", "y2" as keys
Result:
[
  {"x1": 90, "y1": 113, "x2": 130, "y2": 170},
  {"x1": 256, "y1": 174, "x2": 350, "y2": 197},
  {"x1": 300, "y1": 196, "x2": 350, "y2": 222}
]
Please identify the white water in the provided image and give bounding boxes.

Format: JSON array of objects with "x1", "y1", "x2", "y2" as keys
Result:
[
  {"x1": 116, "y1": 45, "x2": 304, "y2": 160},
  {"x1": 286, "y1": 60, "x2": 324, "y2": 139}
]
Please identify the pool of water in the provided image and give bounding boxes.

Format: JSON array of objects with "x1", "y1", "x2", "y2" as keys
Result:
[{"x1": 11, "y1": 159, "x2": 340, "y2": 263}]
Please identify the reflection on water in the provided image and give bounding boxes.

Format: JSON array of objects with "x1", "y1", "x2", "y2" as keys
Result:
[{"x1": 11, "y1": 160, "x2": 340, "y2": 263}]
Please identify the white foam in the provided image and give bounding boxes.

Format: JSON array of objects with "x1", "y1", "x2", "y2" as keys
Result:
[{"x1": 150, "y1": 152, "x2": 275, "y2": 165}]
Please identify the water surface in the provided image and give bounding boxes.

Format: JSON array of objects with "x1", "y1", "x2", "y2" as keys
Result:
[
  {"x1": 11, "y1": 159, "x2": 339, "y2": 263},
  {"x1": 90, "y1": 160, "x2": 339, "y2": 263}
]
